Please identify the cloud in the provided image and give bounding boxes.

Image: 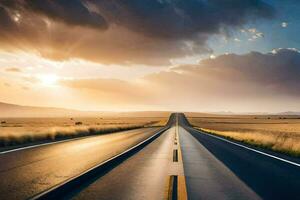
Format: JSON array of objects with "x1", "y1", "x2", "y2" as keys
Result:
[
  {"x1": 0, "y1": 0, "x2": 108, "y2": 29},
  {"x1": 184, "y1": 48, "x2": 300, "y2": 96},
  {"x1": 60, "y1": 48, "x2": 300, "y2": 111},
  {"x1": 0, "y1": 0, "x2": 274, "y2": 65},
  {"x1": 5, "y1": 67, "x2": 21, "y2": 72},
  {"x1": 93, "y1": 0, "x2": 274, "y2": 39},
  {"x1": 241, "y1": 28, "x2": 264, "y2": 41},
  {"x1": 21, "y1": 86, "x2": 29, "y2": 90},
  {"x1": 3, "y1": 82, "x2": 10, "y2": 87},
  {"x1": 0, "y1": 6, "x2": 13, "y2": 27},
  {"x1": 281, "y1": 22, "x2": 288, "y2": 28},
  {"x1": 60, "y1": 78, "x2": 157, "y2": 104}
]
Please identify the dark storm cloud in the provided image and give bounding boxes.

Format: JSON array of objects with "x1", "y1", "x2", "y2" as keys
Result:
[
  {"x1": 173, "y1": 48, "x2": 300, "y2": 96},
  {"x1": 90, "y1": 0, "x2": 274, "y2": 39},
  {"x1": 1, "y1": 0, "x2": 274, "y2": 37},
  {"x1": 0, "y1": 0, "x2": 108, "y2": 29},
  {"x1": 0, "y1": 0, "x2": 275, "y2": 65},
  {"x1": 0, "y1": 6, "x2": 15, "y2": 29}
]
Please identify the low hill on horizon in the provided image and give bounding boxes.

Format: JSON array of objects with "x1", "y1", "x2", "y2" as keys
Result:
[
  {"x1": 1, "y1": 101, "x2": 299, "y2": 118},
  {"x1": 0, "y1": 102, "x2": 171, "y2": 118},
  {"x1": 0, "y1": 102, "x2": 88, "y2": 118}
]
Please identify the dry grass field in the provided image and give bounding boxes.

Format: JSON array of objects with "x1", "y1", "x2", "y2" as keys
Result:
[
  {"x1": 188, "y1": 115, "x2": 300, "y2": 156},
  {"x1": 0, "y1": 117, "x2": 167, "y2": 148}
]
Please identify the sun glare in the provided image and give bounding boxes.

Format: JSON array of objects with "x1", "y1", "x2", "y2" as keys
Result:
[{"x1": 38, "y1": 74, "x2": 59, "y2": 86}]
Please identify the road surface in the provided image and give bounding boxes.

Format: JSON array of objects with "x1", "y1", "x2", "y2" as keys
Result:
[
  {"x1": 179, "y1": 113, "x2": 300, "y2": 200},
  {"x1": 1, "y1": 113, "x2": 300, "y2": 200},
  {"x1": 0, "y1": 127, "x2": 162, "y2": 200},
  {"x1": 71, "y1": 125, "x2": 186, "y2": 200}
]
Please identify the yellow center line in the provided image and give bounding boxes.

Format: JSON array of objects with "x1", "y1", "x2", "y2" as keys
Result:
[
  {"x1": 176, "y1": 114, "x2": 188, "y2": 200},
  {"x1": 164, "y1": 114, "x2": 188, "y2": 200}
]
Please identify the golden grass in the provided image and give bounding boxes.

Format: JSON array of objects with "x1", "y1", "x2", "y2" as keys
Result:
[
  {"x1": 0, "y1": 117, "x2": 167, "y2": 148},
  {"x1": 150, "y1": 118, "x2": 169, "y2": 127},
  {"x1": 189, "y1": 116, "x2": 300, "y2": 156}
]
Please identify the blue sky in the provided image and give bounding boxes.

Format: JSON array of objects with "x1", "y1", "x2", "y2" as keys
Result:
[{"x1": 211, "y1": 0, "x2": 300, "y2": 56}]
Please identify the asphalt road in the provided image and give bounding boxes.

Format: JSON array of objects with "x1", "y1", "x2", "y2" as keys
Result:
[
  {"x1": 0, "y1": 127, "x2": 161, "y2": 200},
  {"x1": 2, "y1": 113, "x2": 300, "y2": 200},
  {"x1": 178, "y1": 113, "x2": 300, "y2": 200},
  {"x1": 71, "y1": 125, "x2": 186, "y2": 200}
]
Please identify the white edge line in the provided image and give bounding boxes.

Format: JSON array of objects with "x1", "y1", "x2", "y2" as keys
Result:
[
  {"x1": 0, "y1": 127, "x2": 154, "y2": 155},
  {"x1": 0, "y1": 138, "x2": 83, "y2": 155},
  {"x1": 193, "y1": 128, "x2": 300, "y2": 167},
  {"x1": 30, "y1": 127, "x2": 168, "y2": 200}
]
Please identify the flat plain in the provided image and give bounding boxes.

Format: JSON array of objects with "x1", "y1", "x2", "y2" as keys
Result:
[
  {"x1": 187, "y1": 114, "x2": 300, "y2": 156},
  {"x1": 0, "y1": 117, "x2": 167, "y2": 148}
]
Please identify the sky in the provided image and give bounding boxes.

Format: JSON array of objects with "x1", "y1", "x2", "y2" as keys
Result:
[{"x1": 0, "y1": 0, "x2": 300, "y2": 112}]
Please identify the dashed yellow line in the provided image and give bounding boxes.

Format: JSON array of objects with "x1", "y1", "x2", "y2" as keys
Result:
[
  {"x1": 164, "y1": 175, "x2": 176, "y2": 200},
  {"x1": 164, "y1": 113, "x2": 188, "y2": 200}
]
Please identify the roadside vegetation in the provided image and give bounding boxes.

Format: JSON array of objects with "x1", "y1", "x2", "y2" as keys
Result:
[
  {"x1": 0, "y1": 117, "x2": 167, "y2": 148},
  {"x1": 188, "y1": 115, "x2": 300, "y2": 157}
]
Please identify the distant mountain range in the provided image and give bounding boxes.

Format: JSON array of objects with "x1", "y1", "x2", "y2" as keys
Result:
[
  {"x1": 0, "y1": 102, "x2": 171, "y2": 118},
  {"x1": 0, "y1": 101, "x2": 299, "y2": 118},
  {"x1": 276, "y1": 111, "x2": 300, "y2": 116},
  {"x1": 184, "y1": 111, "x2": 300, "y2": 117},
  {"x1": 0, "y1": 102, "x2": 88, "y2": 118}
]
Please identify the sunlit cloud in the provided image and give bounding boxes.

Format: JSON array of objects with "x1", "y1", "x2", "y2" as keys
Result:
[
  {"x1": 0, "y1": 51, "x2": 161, "y2": 82},
  {"x1": 55, "y1": 48, "x2": 300, "y2": 112},
  {"x1": 281, "y1": 22, "x2": 288, "y2": 28},
  {"x1": 240, "y1": 28, "x2": 265, "y2": 42},
  {"x1": 1, "y1": 48, "x2": 300, "y2": 112},
  {"x1": 5, "y1": 67, "x2": 22, "y2": 73},
  {"x1": 209, "y1": 55, "x2": 216, "y2": 59}
]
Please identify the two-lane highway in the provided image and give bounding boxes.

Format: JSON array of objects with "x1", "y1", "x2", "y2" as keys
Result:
[{"x1": 2, "y1": 113, "x2": 300, "y2": 200}]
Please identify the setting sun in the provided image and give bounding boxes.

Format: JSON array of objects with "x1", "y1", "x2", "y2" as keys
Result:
[{"x1": 38, "y1": 74, "x2": 59, "y2": 86}]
